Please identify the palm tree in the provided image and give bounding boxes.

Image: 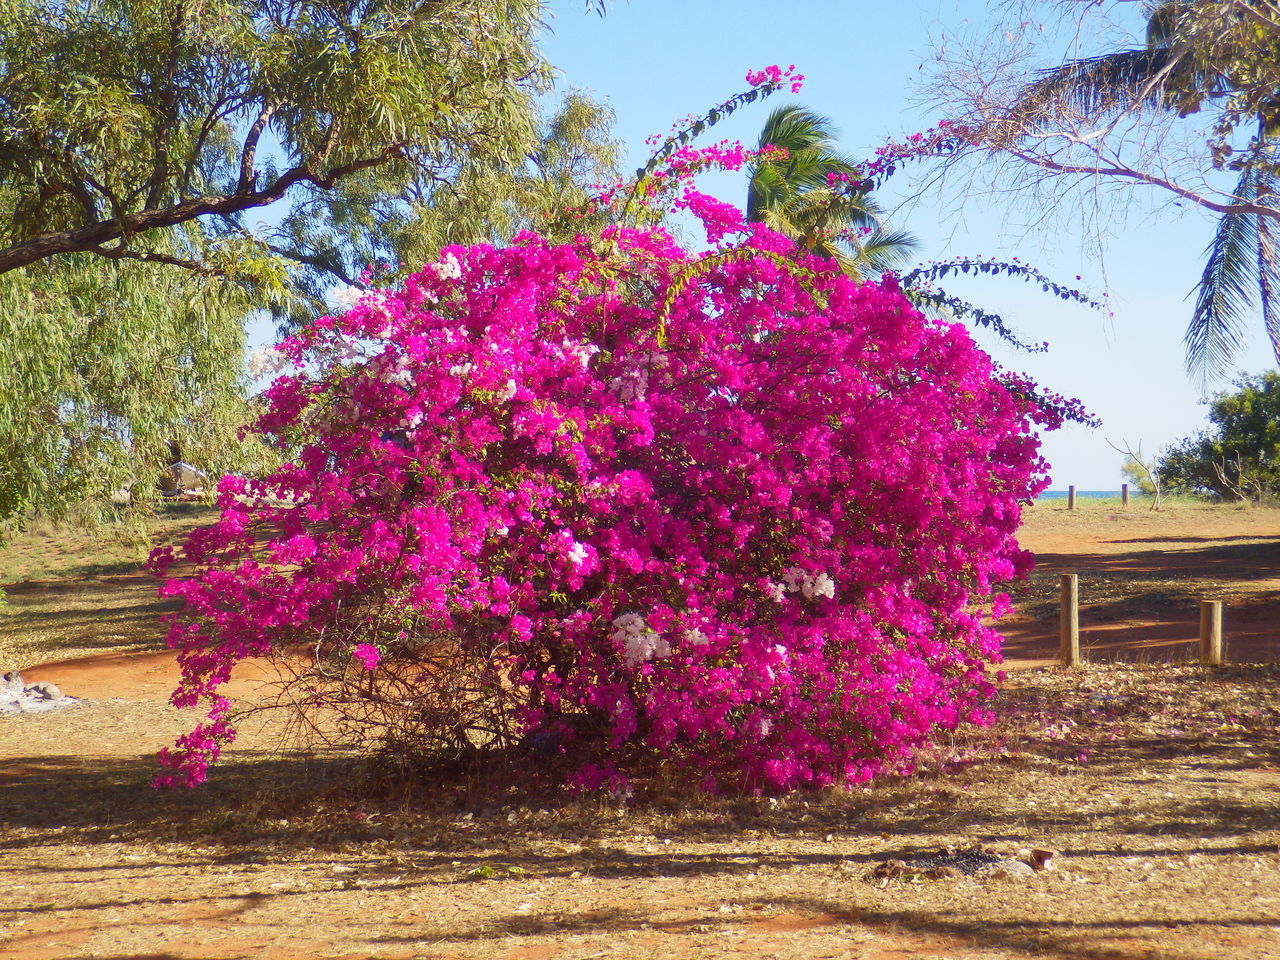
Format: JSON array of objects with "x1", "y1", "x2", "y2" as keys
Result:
[
  {"x1": 1022, "y1": 1, "x2": 1277, "y2": 385},
  {"x1": 747, "y1": 105, "x2": 916, "y2": 278},
  {"x1": 747, "y1": 105, "x2": 1079, "y2": 350}
]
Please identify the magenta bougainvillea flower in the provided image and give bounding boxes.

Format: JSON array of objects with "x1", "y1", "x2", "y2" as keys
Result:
[{"x1": 149, "y1": 88, "x2": 1066, "y2": 790}]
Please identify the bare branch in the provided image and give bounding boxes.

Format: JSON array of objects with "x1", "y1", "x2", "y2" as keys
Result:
[
  {"x1": 993, "y1": 140, "x2": 1280, "y2": 220},
  {"x1": 142, "y1": 0, "x2": 189, "y2": 211},
  {"x1": 264, "y1": 242, "x2": 363, "y2": 287},
  {"x1": 1107, "y1": 438, "x2": 1164, "y2": 511},
  {"x1": 239, "y1": 102, "x2": 277, "y2": 192},
  {"x1": 86, "y1": 244, "x2": 229, "y2": 277}
]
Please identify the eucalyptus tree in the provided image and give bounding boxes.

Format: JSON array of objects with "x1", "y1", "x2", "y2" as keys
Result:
[
  {"x1": 0, "y1": 0, "x2": 551, "y2": 279},
  {"x1": 0, "y1": 0, "x2": 554, "y2": 531},
  {"x1": 0, "y1": 247, "x2": 260, "y2": 532}
]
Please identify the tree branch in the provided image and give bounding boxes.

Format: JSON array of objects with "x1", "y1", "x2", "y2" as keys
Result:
[
  {"x1": 239, "y1": 102, "x2": 277, "y2": 192},
  {"x1": 87, "y1": 244, "x2": 229, "y2": 277},
  {"x1": 991, "y1": 141, "x2": 1280, "y2": 221},
  {"x1": 264, "y1": 242, "x2": 362, "y2": 287},
  {"x1": 143, "y1": 0, "x2": 189, "y2": 211},
  {"x1": 1223, "y1": 0, "x2": 1280, "y2": 34},
  {"x1": 0, "y1": 146, "x2": 406, "y2": 276},
  {"x1": 180, "y1": 92, "x2": 241, "y2": 200}
]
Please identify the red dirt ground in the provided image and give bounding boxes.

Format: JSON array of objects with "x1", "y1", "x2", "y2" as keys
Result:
[
  {"x1": 998, "y1": 503, "x2": 1279, "y2": 667},
  {"x1": 2, "y1": 501, "x2": 1278, "y2": 959}
]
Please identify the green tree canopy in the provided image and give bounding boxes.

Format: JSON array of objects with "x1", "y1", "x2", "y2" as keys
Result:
[
  {"x1": 1157, "y1": 370, "x2": 1280, "y2": 501},
  {"x1": 0, "y1": 252, "x2": 259, "y2": 529},
  {"x1": 0, "y1": 0, "x2": 592, "y2": 534},
  {"x1": 0, "y1": 0, "x2": 550, "y2": 281}
]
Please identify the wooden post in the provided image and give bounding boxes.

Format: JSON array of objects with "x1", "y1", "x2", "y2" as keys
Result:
[
  {"x1": 1121, "y1": 483, "x2": 1129, "y2": 507},
  {"x1": 1067, "y1": 485, "x2": 1076, "y2": 510},
  {"x1": 1200, "y1": 600, "x2": 1223, "y2": 667},
  {"x1": 1059, "y1": 574, "x2": 1080, "y2": 667}
]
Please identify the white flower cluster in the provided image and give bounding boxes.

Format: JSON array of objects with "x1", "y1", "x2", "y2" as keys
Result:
[
  {"x1": 610, "y1": 613, "x2": 671, "y2": 667},
  {"x1": 683, "y1": 627, "x2": 710, "y2": 647},
  {"x1": 319, "y1": 337, "x2": 363, "y2": 366},
  {"x1": 560, "y1": 530, "x2": 587, "y2": 567},
  {"x1": 608, "y1": 353, "x2": 669, "y2": 401},
  {"x1": 247, "y1": 346, "x2": 289, "y2": 380},
  {"x1": 448, "y1": 362, "x2": 475, "y2": 377},
  {"x1": 374, "y1": 353, "x2": 414, "y2": 387},
  {"x1": 497, "y1": 378, "x2": 518, "y2": 402},
  {"x1": 771, "y1": 567, "x2": 836, "y2": 602},
  {"x1": 608, "y1": 368, "x2": 648, "y2": 402},
  {"x1": 328, "y1": 398, "x2": 363, "y2": 425},
  {"x1": 562, "y1": 339, "x2": 600, "y2": 370},
  {"x1": 642, "y1": 351, "x2": 670, "y2": 370},
  {"x1": 431, "y1": 252, "x2": 463, "y2": 281},
  {"x1": 332, "y1": 285, "x2": 363, "y2": 311}
]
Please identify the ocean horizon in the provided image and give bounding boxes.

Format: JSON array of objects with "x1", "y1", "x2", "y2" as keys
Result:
[{"x1": 1037, "y1": 489, "x2": 1137, "y2": 500}]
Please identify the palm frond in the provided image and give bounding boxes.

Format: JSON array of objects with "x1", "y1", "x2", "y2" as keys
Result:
[
  {"x1": 755, "y1": 105, "x2": 843, "y2": 154},
  {"x1": 1144, "y1": 0, "x2": 1182, "y2": 47},
  {"x1": 785, "y1": 187, "x2": 882, "y2": 237},
  {"x1": 854, "y1": 227, "x2": 919, "y2": 274},
  {"x1": 747, "y1": 103, "x2": 916, "y2": 276},
  {"x1": 1255, "y1": 170, "x2": 1280, "y2": 363},
  {"x1": 747, "y1": 162, "x2": 793, "y2": 223},
  {"x1": 1021, "y1": 0, "x2": 1226, "y2": 121},
  {"x1": 748, "y1": 105, "x2": 857, "y2": 223},
  {"x1": 1185, "y1": 166, "x2": 1260, "y2": 387},
  {"x1": 1021, "y1": 47, "x2": 1180, "y2": 116}
]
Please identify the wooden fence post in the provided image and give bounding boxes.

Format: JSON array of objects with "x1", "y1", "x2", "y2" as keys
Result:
[
  {"x1": 1200, "y1": 601, "x2": 1224, "y2": 667},
  {"x1": 1067, "y1": 485, "x2": 1076, "y2": 510},
  {"x1": 1121, "y1": 483, "x2": 1129, "y2": 507},
  {"x1": 1060, "y1": 574, "x2": 1080, "y2": 667}
]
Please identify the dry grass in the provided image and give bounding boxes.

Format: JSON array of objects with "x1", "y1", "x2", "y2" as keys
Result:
[
  {"x1": 3, "y1": 662, "x2": 1279, "y2": 959},
  {"x1": 2, "y1": 499, "x2": 1279, "y2": 958},
  {"x1": 0, "y1": 503, "x2": 213, "y2": 670},
  {"x1": 0, "y1": 502, "x2": 212, "y2": 584}
]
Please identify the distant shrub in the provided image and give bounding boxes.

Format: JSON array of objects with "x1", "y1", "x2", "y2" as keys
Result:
[{"x1": 1158, "y1": 372, "x2": 1280, "y2": 503}]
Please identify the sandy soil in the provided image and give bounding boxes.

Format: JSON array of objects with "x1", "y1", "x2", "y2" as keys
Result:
[
  {"x1": 1001, "y1": 499, "x2": 1280, "y2": 667},
  {"x1": 1, "y1": 499, "x2": 1278, "y2": 959}
]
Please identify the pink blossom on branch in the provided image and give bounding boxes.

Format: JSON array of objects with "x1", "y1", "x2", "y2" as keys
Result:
[
  {"x1": 351, "y1": 643, "x2": 382, "y2": 671},
  {"x1": 745, "y1": 64, "x2": 805, "y2": 94}
]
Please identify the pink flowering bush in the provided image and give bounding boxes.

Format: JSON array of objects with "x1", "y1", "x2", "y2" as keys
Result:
[
  {"x1": 149, "y1": 211, "x2": 1058, "y2": 792},
  {"x1": 149, "y1": 68, "x2": 1070, "y2": 792}
]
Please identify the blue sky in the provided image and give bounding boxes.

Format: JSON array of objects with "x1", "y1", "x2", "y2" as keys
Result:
[{"x1": 539, "y1": 0, "x2": 1279, "y2": 489}]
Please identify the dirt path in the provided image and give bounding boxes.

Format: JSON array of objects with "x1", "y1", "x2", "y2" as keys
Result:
[
  {"x1": 4, "y1": 663, "x2": 1280, "y2": 960},
  {"x1": 1001, "y1": 500, "x2": 1280, "y2": 667},
  {"x1": 2, "y1": 500, "x2": 1279, "y2": 959}
]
